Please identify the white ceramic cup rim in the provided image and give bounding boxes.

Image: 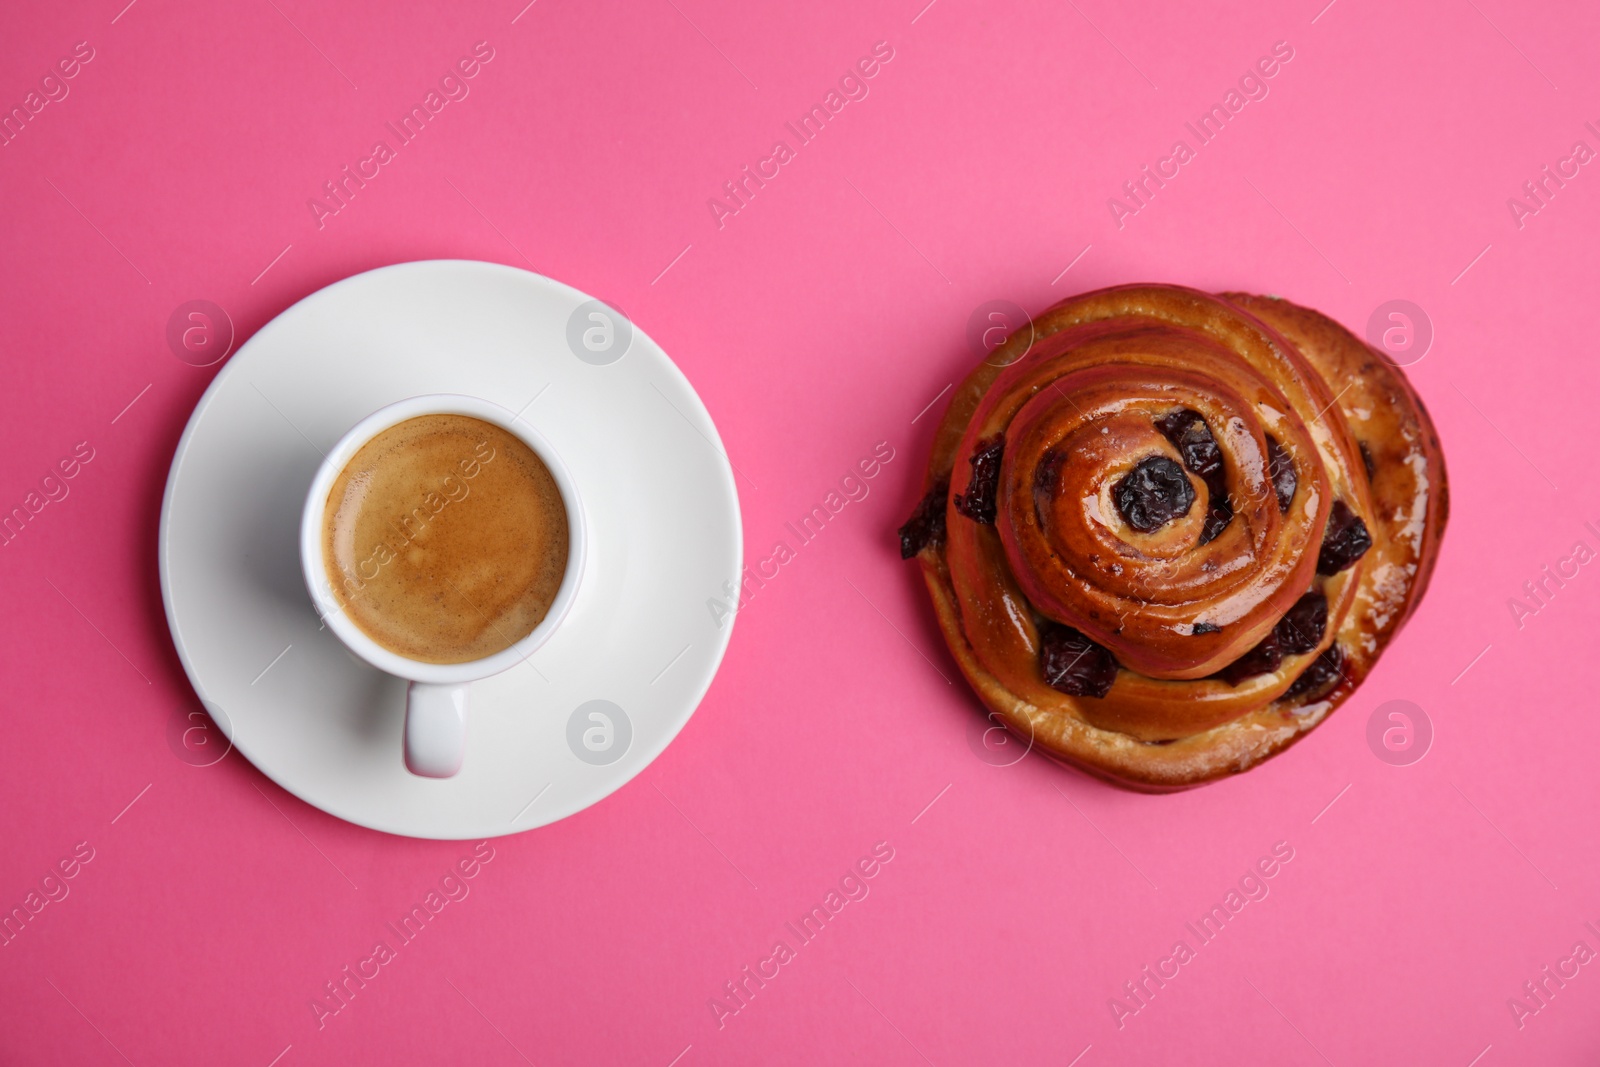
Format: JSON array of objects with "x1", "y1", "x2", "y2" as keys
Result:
[{"x1": 299, "y1": 393, "x2": 586, "y2": 685}]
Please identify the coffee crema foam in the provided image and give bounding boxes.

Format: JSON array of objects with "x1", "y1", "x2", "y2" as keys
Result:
[{"x1": 322, "y1": 414, "x2": 569, "y2": 664}]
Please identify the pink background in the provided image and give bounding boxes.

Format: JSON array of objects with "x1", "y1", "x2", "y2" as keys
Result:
[{"x1": 2, "y1": 0, "x2": 1598, "y2": 1062}]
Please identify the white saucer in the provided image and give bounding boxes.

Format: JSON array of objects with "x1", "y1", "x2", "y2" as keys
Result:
[{"x1": 158, "y1": 261, "x2": 742, "y2": 839}]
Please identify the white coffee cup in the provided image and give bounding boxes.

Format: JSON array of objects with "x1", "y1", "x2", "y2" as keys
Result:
[{"x1": 299, "y1": 394, "x2": 586, "y2": 778}]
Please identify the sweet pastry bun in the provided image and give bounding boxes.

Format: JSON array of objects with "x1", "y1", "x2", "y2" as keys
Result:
[{"x1": 899, "y1": 285, "x2": 1447, "y2": 790}]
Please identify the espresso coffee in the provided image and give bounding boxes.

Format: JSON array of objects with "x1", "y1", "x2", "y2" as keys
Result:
[{"x1": 322, "y1": 414, "x2": 569, "y2": 664}]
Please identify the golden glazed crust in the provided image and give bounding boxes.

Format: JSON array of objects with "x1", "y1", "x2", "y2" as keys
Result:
[{"x1": 908, "y1": 285, "x2": 1447, "y2": 790}]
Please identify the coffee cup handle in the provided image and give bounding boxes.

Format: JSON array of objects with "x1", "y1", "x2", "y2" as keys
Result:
[{"x1": 405, "y1": 682, "x2": 468, "y2": 778}]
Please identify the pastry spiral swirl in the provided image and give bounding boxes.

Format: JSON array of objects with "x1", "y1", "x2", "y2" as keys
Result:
[{"x1": 900, "y1": 285, "x2": 1447, "y2": 789}]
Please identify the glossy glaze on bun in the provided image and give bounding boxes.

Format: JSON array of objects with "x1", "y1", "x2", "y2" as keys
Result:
[{"x1": 899, "y1": 285, "x2": 1447, "y2": 790}]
